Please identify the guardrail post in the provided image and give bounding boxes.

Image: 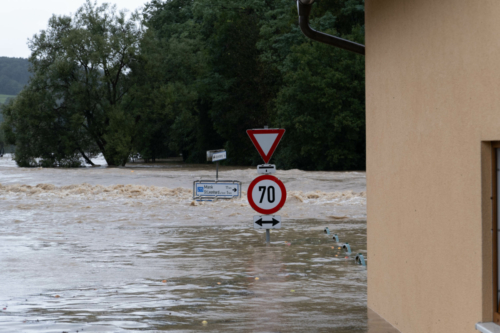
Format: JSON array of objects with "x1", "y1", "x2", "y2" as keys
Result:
[{"x1": 355, "y1": 253, "x2": 366, "y2": 266}]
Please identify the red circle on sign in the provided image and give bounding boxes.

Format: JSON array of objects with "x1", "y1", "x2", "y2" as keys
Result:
[{"x1": 247, "y1": 175, "x2": 287, "y2": 215}]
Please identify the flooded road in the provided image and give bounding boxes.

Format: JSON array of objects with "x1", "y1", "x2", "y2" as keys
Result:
[{"x1": 0, "y1": 155, "x2": 396, "y2": 332}]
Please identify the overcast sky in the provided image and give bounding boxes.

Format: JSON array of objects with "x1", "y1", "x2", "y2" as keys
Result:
[{"x1": 0, "y1": 0, "x2": 148, "y2": 59}]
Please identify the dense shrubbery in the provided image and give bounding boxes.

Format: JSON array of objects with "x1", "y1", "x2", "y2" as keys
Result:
[{"x1": 1, "y1": 0, "x2": 365, "y2": 170}]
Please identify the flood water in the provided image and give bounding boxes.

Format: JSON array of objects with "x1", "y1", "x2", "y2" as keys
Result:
[{"x1": 0, "y1": 155, "x2": 397, "y2": 332}]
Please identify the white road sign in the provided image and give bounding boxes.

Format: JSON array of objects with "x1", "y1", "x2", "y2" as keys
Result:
[
  {"x1": 257, "y1": 164, "x2": 276, "y2": 174},
  {"x1": 212, "y1": 151, "x2": 226, "y2": 161},
  {"x1": 254, "y1": 134, "x2": 277, "y2": 155},
  {"x1": 207, "y1": 149, "x2": 226, "y2": 162},
  {"x1": 193, "y1": 181, "x2": 240, "y2": 199},
  {"x1": 247, "y1": 129, "x2": 285, "y2": 164},
  {"x1": 247, "y1": 175, "x2": 287, "y2": 215},
  {"x1": 251, "y1": 179, "x2": 282, "y2": 210},
  {"x1": 254, "y1": 215, "x2": 281, "y2": 229}
]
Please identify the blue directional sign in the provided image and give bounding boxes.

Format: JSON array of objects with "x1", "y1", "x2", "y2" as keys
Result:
[{"x1": 193, "y1": 180, "x2": 241, "y2": 200}]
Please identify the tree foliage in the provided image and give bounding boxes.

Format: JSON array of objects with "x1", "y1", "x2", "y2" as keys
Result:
[
  {"x1": 260, "y1": 0, "x2": 365, "y2": 170},
  {"x1": 140, "y1": 0, "x2": 365, "y2": 169},
  {"x1": 1, "y1": 0, "x2": 366, "y2": 170},
  {"x1": 1, "y1": 0, "x2": 143, "y2": 166}
]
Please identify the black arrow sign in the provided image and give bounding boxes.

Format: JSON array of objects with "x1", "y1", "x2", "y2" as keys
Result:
[{"x1": 255, "y1": 218, "x2": 280, "y2": 227}]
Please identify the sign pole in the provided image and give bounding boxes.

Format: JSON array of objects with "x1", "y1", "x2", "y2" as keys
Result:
[
  {"x1": 246, "y1": 127, "x2": 287, "y2": 245},
  {"x1": 195, "y1": 149, "x2": 241, "y2": 201}
]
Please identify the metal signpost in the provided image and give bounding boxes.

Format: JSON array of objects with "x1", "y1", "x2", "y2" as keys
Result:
[
  {"x1": 254, "y1": 216, "x2": 282, "y2": 243},
  {"x1": 207, "y1": 149, "x2": 226, "y2": 180},
  {"x1": 194, "y1": 150, "x2": 241, "y2": 201},
  {"x1": 246, "y1": 127, "x2": 287, "y2": 243}
]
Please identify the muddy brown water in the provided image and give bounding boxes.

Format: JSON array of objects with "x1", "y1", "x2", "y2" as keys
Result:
[{"x1": 0, "y1": 155, "x2": 396, "y2": 332}]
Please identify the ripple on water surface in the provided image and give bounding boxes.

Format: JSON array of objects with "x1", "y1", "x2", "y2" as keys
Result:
[
  {"x1": 0, "y1": 220, "x2": 369, "y2": 332},
  {"x1": 0, "y1": 162, "x2": 381, "y2": 331}
]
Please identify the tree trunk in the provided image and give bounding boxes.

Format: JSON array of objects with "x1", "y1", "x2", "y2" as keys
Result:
[
  {"x1": 103, "y1": 154, "x2": 117, "y2": 167},
  {"x1": 120, "y1": 154, "x2": 129, "y2": 167},
  {"x1": 78, "y1": 149, "x2": 95, "y2": 166}
]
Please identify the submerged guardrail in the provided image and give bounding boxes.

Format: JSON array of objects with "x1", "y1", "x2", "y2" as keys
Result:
[{"x1": 323, "y1": 227, "x2": 366, "y2": 267}]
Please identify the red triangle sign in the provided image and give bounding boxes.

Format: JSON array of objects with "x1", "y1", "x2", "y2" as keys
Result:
[{"x1": 247, "y1": 128, "x2": 285, "y2": 164}]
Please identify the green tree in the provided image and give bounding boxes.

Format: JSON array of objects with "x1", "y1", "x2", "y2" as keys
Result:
[
  {"x1": 193, "y1": 0, "x2": 281, "y2": 165},
  {"x1": 132, "y1": 0, "x2": 207, "y2": 161},
  {"x1": 3, "y1": 0, "x2": 367, "y2": 170},
  {"x1": 1, "y1": 0, "x2": 143, "y2": 166},
  {"x1": 143, "y1": 0, "x2": 365, "y2": 169},
  {"x1": 259, "y1": 0, "x2": 365, "y2": 170},
  {"x1": 143, "y1": 0, "x2": 283, "y2": 165},
  {"x1": 1, "y1": 88, "x2": 99, "y2": 167},
  {"x1": 0, "y1": 120, "x2": 5, "y2": 155}
]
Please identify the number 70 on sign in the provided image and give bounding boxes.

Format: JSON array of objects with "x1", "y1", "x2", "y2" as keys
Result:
[
  {"x1": 247, "y1": 175, "x2": 287, "y2": 215},
  {"x1": 258, "y1": 185, "x2": 276, "y2": 203}
]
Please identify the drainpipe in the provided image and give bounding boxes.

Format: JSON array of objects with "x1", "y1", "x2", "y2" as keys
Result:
[{"x1": 297, "y1": 0, "x2": 365, "y2": 56}]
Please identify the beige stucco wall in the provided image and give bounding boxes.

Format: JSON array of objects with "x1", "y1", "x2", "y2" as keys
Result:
[{"x1": 365, "y1": 0, "x2": 500, "y2": 332}]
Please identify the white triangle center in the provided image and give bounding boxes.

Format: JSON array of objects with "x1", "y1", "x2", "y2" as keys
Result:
[{"x1": 254, "y1": 133, "x2": 278, "y2": 156}]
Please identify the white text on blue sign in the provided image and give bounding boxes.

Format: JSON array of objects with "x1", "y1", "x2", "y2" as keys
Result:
[{"x1": 196, "y1": 183, "x2": 239, "y2": 197}]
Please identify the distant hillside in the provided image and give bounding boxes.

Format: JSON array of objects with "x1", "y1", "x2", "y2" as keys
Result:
[{"x1": 0, "y1": 57, "x2": 30, "y2": 95}]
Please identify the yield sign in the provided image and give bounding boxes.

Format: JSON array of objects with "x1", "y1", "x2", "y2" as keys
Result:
[{"x1": 247, "y1": 129, "x2": 285, "y2": 164}]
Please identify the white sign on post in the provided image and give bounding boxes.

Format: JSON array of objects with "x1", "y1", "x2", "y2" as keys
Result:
[
  {"x1": 247, "y1": 128, "x2": 287, "y2": 243},
  {"x1": 195, "y1": 149, "x2": 240, "y2": 201},
  {"x1": 212, "y1": 151, "x2": 226, "y2": 162},
  {"x1": 257, "y1": 164, "x2": 276, "y2": 174},
  {"x1": 207, "y1": 149, "x2": 226, "y2": 162}
]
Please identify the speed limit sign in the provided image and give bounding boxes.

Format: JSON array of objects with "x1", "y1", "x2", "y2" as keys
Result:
[{"x1": 247, "y1": 175, "x2": 287, "y2": 215}]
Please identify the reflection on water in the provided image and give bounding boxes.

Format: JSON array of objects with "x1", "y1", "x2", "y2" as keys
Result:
[
  {"x1": 0, "y1": 221, "x2": 372, "y2": 332},
  {"x1": 0, "y1": 155, "x2": 398, "y2": 332}
]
